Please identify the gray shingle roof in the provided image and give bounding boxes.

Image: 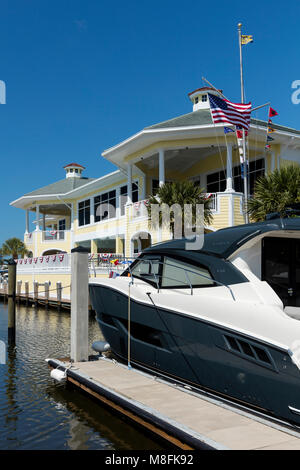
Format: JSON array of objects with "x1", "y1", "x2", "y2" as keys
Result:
[
  {"x1": 24, "y1": 177, "x2": 95, "y2": 197},
  {"x1": 145, "y1": 109, "x2": 300, "y2": 135},
  {"x1": 145, "y1": 109, "x2": 213, "y2": 129}
]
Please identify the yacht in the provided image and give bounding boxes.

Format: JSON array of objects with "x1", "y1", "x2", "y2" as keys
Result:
[{"x1": 89, "y1": 217, "x2": 300, "y2": 425}]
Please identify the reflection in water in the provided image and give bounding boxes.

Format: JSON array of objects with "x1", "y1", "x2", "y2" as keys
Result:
[{"x1": 0, "y1": 303, "x2": 163, "y2": 450}]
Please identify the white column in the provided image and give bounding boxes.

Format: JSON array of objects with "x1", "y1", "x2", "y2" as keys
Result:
[
  {"x1": 35, "y1": 205, "x2": 40, "y2": 231},
  {"x1": 71, "y1": 203, "x2": 74, "y2": 231},
  {"x1": 142, "y1": 174, "x2": 146, "y2": 200},
  {"x1": 159, "y1": 149, "x2": 165, "y2": 187},
  {"x1": 116, "y1": 186, "x2": 120, "y2": 218},
  {"x1": 90, "y1": 197, "x2": 95, "y2": 225},
  {"x1": 25, "y1": 209, "x2": 29, "y2": 234},
  {"x1": 127, "y1": 163, "x2": 132, "y2": 204},
  {"x1": 225, "y1": 143, "x2": 234, "y2": 192}
]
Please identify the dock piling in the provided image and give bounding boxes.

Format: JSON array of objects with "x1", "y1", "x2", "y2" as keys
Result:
[
  {"x1": 70, "y1": 246, "x2": 89, "y2": 362},
  {"x1": 25, "y1": 281, "x2": 29, "y2": 306},
  {"x1": 33, "y1": 281, "x2": 38, "y2": 306},
  {"x1": 44, "y1": 281, "x2": 49, "y2": 306},
  {"x1": 7, "y1": 259, "x2": 17, "y2": 344}
]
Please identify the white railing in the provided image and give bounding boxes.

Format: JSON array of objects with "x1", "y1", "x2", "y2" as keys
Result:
[
  {"x1": 42, "y1": 230, "x2": 69, "y2": 241},
  {"x1": 16, "y1": 253, "x2": 71, "y2": 273},
  {"x1": 205, "y1": 193, "x2": 217, "y2": 211},
  {"x1": 25, "y1": 232, "x2": 33, "y2": 244}
]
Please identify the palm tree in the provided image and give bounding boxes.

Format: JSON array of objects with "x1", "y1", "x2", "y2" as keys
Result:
[
  {"x1": 247, "y1": 165, "x2": 300, "y2": 222},
  {"x1": 147, "y1": 181, "x2": 213, "y2": 237},
  {"x1": 1, "y1": 237, "x2": 30, "y2": 260}
]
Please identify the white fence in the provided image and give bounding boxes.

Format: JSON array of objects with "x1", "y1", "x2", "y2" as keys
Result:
[
  {"x1": 16, "y1": 253, "x2": 71, "y2": 273},
  {"x1": 15, "y1": 252, "x2": 134, "y2": 275}
]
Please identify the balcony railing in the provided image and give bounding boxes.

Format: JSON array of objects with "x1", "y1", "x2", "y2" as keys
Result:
[
  {"x1": 24, "y1": 232, "x2": 33, "y2": 244},
  {"x1": 42, "y1": 230, "x2": 68, "y2": 241},
  {"x1": 205, "y1": 193, "x2": 217, "y2": 211}
]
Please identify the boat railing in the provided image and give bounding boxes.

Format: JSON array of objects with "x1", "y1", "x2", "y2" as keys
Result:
[{"x1": 127, "y1": 259, "x2": 236, "y2": 301}]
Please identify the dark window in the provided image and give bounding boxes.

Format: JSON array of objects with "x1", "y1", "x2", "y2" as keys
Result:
[
  {"x1": 195, "y1": 97, "x2": 199, "y2": 104},
  {"x1": 120, "y1": 183, "x2": 138, "y2": 215},
  {"x1": 75, "y1": 168, "x2": 78, "y2": 173},
  {"x1": 202, "y1": 94, "x2": 207, "y2": 102},
  {"x1": 233, "y1": 158, "x2": 265, "y2": 195},
  {"x1": 94, "y1": 190, "x2": 116, "y2": 222},
  {"x1": 78, "y1": 199, "x2": 90, "y2": 226},
  {"x1": 58, "y1": 219, "x2": 66, "y2": 231},
  {"x1": 207, "y1": 170, "x2": 226, "y2": 193}
]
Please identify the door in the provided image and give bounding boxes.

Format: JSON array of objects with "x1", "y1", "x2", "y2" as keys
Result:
[{"x1": 262, "y1": 237, "x2": 300, "y2": 307}]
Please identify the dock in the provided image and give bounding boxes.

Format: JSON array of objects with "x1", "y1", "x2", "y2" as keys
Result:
[
  {"x1": 0, "y1": 287, "x2": 71, "y2": 310},
  {"x1": 46, "y1": 356, "x2": 300, "y2": 450}
]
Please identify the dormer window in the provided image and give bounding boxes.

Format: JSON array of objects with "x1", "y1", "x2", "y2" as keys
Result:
[
  {"x1": 75, "y1": 169, "x2": 78, "y2": 173},
  {"x1": 202, "y1": 94, "x2": 207, "y2": 102},
  {"x1": 195, "y1": 97, "x2": 199, "y2": 104},
  {"x1": 70, "y1": 168, "x2": 73, "y2": 173}
]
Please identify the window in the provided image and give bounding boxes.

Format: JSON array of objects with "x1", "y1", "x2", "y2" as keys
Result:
[
  {"x1": 161, "y1": 257, "x2": 214, "y2": 288},
  {"x1": 94, "y1": 190, "x2": 116, "y2": 222},
  {"x1": 152, "y1": 179, "x2": 171, "y2": 195},
  {"x1": 120, "y1": 183, "x2": 138, "y2": 216},
  {"x1": 206, "y1": 170, "x2": 226, "y2": 193},
  {"x1": 202, "y1": 94, "x2": 207, "y2": 102},
  {"x1": 233, "y1": 158, "x2": 265, "y2": 195},
  {"x1": 58, "y1": 219, "x2": 66, "y2": 231},
  {"x1": 78, "y1": 199, "x2": 90, "y2": 226},
  {"x1": 130, "y1": 256, "x2": 161, "y2": 286},
  {"x1": 75, "y1": 168, "x2": 78, "y2": 173},
  {"x1": 195, "y1": 97, "x2": 199, "y2": 104}
]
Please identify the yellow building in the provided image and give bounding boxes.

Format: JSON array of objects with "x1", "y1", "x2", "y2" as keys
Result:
[{"x1": 10, "y1": 87, "x2": 300, "y2": 296}]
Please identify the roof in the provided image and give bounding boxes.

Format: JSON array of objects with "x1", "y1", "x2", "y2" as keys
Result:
[
  {"x1": 145, "y1": 109, "x2": 213, "y2": 130},
  {"x1": 64, "y1": 163, "x2": 86, "y2": 169},
  {"x1": 188, "y1": 87, "x2": 223, "y2": 97},
  {"x1": 144, "y1": 217, "x2": 300, "y2": 259},
  {"x1": 24, "y1": 177, "x2": 95, "y2": 197},
  {"x1": 145, "y1": 108, "x2": 300, "y2": 134}
]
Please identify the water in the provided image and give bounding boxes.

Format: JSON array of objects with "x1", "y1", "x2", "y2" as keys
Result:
[{"x1": 0, "y1": 302, "x2": 163, "y2": 450}]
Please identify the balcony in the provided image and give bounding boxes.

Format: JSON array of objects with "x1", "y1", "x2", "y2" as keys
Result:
[{"x1": 42, "y1": 230, "x2": 69, "y2": 241}]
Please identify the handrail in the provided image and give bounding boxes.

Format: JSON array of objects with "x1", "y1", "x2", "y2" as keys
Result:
[{"x1": 130, "y1": 258, "x2": 236, "y2": 301}]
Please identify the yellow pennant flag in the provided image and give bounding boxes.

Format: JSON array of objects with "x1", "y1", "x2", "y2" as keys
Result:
[{"x1": 241, "y1": 34, "x2": 253, "y2": 45}]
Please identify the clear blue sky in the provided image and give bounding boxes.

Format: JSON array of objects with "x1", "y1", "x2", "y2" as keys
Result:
[{"x1": 1, "y1": 0, "x2": 299, "y2": 243}]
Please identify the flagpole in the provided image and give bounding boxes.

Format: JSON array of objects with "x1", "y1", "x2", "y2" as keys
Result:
[{"x1": 238, "y1": 22, "x2": 249, "y2": 224}]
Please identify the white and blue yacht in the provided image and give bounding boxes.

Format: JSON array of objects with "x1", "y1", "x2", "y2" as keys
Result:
[{"x1": 89, "y1": 217, "x2": 300, "y2": 425}]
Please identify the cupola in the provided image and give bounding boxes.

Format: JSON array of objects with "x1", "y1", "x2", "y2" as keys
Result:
[
  {"x1": 63, "y1": 163, "x2": 85, "y2": 179},
  {"x1": 188, "y1": 87, "x2": 223, "y2": 111}
]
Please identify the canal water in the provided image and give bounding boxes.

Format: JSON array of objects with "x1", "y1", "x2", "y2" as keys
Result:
[{"x1": 0, "y1": 302, "x2": 163, "y2": 450}]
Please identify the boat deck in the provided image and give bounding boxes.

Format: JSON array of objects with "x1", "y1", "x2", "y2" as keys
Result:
[{"x1": 47, "y1": 356, "x2": 300, "y2": 450}]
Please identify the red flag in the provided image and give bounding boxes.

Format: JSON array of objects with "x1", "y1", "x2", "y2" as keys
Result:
[
  {"x1": 269, "y1": 107, "x2": 278, "y2": 118},
  {"x1": 236, "y1": 129, "x2": 248, "y2": 139}
]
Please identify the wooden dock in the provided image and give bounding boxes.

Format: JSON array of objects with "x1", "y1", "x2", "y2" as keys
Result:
[
  {"x1": 46, "y1": 356, "x2": 300, "y2": 450},
  {"x1": 0, "y1": 287, "x2": 71, "y2": 310}
]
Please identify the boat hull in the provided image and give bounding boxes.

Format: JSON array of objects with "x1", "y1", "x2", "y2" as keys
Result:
[{"x1": 89, "y1": 283, "x2": 300, "y2": 425}]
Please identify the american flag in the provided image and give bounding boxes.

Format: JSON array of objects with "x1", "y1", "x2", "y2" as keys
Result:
[{"x1": 208, "y1": 93, "x2": 251, "y2": 130}]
